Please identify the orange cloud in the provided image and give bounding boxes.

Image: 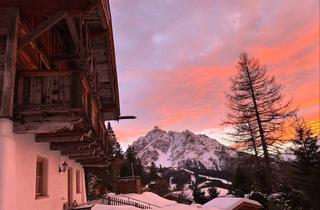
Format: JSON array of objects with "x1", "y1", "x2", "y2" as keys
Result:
[{"x1": 110, "y1": 0, "x2": 319, "y2": 145}]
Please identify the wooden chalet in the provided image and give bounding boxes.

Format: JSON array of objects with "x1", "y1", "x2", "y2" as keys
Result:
[
  {"x1": 0, "y1": 0, "x2": 120, "y2": 167},
  {"x1": 0, "y1": 0, "x2": 124, "y2": 209}
]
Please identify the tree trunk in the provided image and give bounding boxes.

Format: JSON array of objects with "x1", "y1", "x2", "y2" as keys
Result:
[{"x1": 244, "y1": 64, "x2": 272, "y2": 193}]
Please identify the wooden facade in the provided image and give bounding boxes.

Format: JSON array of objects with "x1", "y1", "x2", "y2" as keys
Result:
[
  {"x1": 115, "y1": 176, "x2": 142, "y2": 194},
  {"x1": 0, "y1": 0, "x2": 120, "y2": 167}
]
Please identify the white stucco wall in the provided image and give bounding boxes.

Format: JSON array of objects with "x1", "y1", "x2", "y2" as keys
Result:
[
  {"x1": 14, "y1": 133, "x2": 87, "y2": 210},
  {"x1": 0, "y1": 119, "x2": 17, "y2": 210}
]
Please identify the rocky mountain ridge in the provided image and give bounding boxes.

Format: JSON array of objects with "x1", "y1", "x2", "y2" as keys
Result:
[{"x1": 131, "y1": 126, "x2": 239, "y2": 170}]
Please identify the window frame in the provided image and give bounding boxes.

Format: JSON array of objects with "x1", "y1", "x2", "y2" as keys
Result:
[
  {"x1": 35, "y1": 156, "x2": 49, "y2": 199},
  {"x1": 76, "y1": 169, "x2": 82, "y2": 194}
]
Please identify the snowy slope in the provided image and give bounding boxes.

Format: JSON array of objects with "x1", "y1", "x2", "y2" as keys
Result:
[
  {"x1": 182, "y1": 169, "x2": 232, "y2": 185},
  {"x1": 132, "y1": 126, "x2": 238, "y2": 170}
]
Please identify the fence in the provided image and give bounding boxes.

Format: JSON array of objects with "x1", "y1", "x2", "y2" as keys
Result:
[{"x1": 97, "y1": 195, "x2": 161, "y2": 209}]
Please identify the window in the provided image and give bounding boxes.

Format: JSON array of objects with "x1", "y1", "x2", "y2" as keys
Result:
[
  {"x1": 35, "y1": 157, "x2": 48, "y2": 198},
  {"x1": 76, "y1": 170, "x2": 82, "y2": 193}
]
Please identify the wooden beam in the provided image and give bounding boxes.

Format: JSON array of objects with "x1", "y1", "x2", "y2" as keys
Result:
[
  {"x1": 50, "y1": 144, "x2": 88, "y2": 151},
  {"x1": 81, "y1": 164, "x2": 109, "y2": 168},
  {"x1": 59, "y1": 145, "x2": 100, "y2": 155},
  {"x1": 0, "y1": 8, "x2": 19, "y2": 118},
  {"x1": 37, "y1": 48, "x2": 51, "y2": 70},
  {"x1": 91, "y1": 28, "x2": 107, "y2": 39},
  {"x1": 19, "y1": 11, "x2": 67, "y2": 49},
  {"x1": 70, "y1": 149, "x2": 105, "y2": 159},
  {"x1": 14, "y1": 107, "x2": 83, "y2": 115},
  {"x1": 36, "y1": 132, "x2": 85, "y2": 142},
  {"x1": 100, "y1": 0, "x2": 121, "y2": 121},
  {"x1": 61, "y1": 148, "x2": 105, "y2": 159},
  {"x1": 101, "y1": 105, "x2": 117, "y2": 113},
  {"x1": 80, "y1": 161, "x2": 110, "y2": 168},
  {"x1": 71, "y1": 155, "x2": 106, "y2": 160},
  {"x1": 51, "y1": 54, "x2": 80, "y2": 62},
  {"x1": 36, "y1": 136, "x2": 81, "y2": 143},
  {"x1": 0, "y1": 0, "x2": 99, "y2": 16},
  {"x1": 65, "y1": 16, "x2": 80, "y2": 50},
  {"x1": 61, "y1": 149, "x2": 94, "y2": 156},
  {"x1": 17, "y1": 70, "x2": 82, "y2": 77},
  {"x1": 119, "y1": 116, "x2": 136, "y2": 120},
  {"x1": 50, "y1": 141, "x2": 96, "y2": 148},
  {"x1": 72, "y1": 155, "x2": 99, "y2": 160},
  {"x1": 77, "y1": 159, "x2": 108, "y2": 164},
  {"x1": 79, "y1": 159, "x2": 108, "y2": 165}
]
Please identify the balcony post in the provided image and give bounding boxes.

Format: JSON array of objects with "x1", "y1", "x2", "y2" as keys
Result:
[
  {"x1": 0, "y1": 8, "x2": 19, "y2": 119},
  {"x1": 0, "y1": 8, "x2": 19, "y2": 210}
]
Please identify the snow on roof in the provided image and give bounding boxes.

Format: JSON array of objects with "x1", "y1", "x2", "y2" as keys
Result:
[
  {"x1": 114, "y1": 192, "x2": 177, "y2": 208},
  {"x1": 93, "y1": 203, "x2": 222, "y2": 210},
  {"x1": 161, "y1": 203, "x2": 222, "y2": 210},
  {"x1": 203, "y1": 197, "x2": 262, "y2": 210},
  {"x1": 92, "y1": 204, "x2": 140, "y2": 210}
]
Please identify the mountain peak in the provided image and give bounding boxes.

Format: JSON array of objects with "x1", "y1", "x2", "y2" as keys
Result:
[
  {"x1": 183, "y1": 129, "x2": 194, "y2": 135},
  {"x1": 147, "y1": 125, "x2": 166, "y2": 135},
  {"x1": 153, "y1": 125, "x2": 161, "y2": 130},
  {"x1": 132, "y1": 127, "x2": 238, "y2": 170}
]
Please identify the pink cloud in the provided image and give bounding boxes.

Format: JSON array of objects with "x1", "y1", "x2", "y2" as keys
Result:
[{"x1": 110, "y1": 0, "x2": 319, "y2": 145}]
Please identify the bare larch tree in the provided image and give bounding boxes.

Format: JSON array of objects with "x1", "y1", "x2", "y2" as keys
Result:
[{"x1": 224, "y1": 52, "x2": 295, "y2": 192}]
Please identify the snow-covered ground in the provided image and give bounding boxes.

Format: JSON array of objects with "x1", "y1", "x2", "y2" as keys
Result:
[
  {"x1": 93, "y1": 205, "x2": 139, "y2": 210},
  {"x1": 216, "y1": 188, "x2": 229, "y2": 197},
  {"x1": 95, "y1": 192, "x2": 202, "y2": 209},
  {"x1": 92, "y1": 192, "x2": 260, "y2": 210},
  {"x1": 198, "y1": 174, "x2": 231, "y2": 185},
  {"x1": 171, "y1": 185, "x2": 229, "y2": 200},
  {"x1": 183, "y1": 168, "x2": 232, "y2": 185},
  {"x1": 170, "y1": 185, "x2": 194, "y2": 200},
  {"x1": 168, "y1": 169, "x2": 231, "y2": 200},
  {"x1": 201, "y1": 187, "x2": 229, "y2": 197}
]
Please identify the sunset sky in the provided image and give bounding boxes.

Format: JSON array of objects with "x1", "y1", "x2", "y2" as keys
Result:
[{"x1": 109, "y1": 0, "x2": 320, "y2": 148}]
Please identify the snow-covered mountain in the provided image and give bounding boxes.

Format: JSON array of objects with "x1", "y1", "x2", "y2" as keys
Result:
[{"x1": 132, "y1": 126, "x2": 239, "y2": 170}]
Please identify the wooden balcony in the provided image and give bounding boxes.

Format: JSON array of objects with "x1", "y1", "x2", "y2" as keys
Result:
[
  {"x1": 11, "y1": 69, "x2": 116, "y2": 166},
  {"x1": 13, "y1": 70, "x2": 82, "y2": 133}
]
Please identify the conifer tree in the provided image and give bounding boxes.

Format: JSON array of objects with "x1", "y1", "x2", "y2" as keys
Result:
[
  {"x1": 208, "y1": 186, "x2": 219, "y2": 200},
  {"x1": 125, "y1": 145, "x2": 136, "y2": 163},
  {"x1": 120, "y1": 145, "x2": 146, "y2": 182},
  {"x1": 111, "y1": 141, "x2": 123, "y2": 160},
  {"x1": 107, "y1": 122, "x2": 123, "y2": 160},
  {"x1": 291, "y1": 117, "x2": 320, "y2": 209},
  {"x1": 191, "y1": 178, "x2": 207, "y2": 204},
  {"x1": 231, "y1": 166, "x2": 252, "y2": 197},
  {"x1": 149, "y1": 162, "x2": 159, "y2": 181}
]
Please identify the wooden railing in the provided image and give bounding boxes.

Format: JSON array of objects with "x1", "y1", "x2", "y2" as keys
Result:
[
  {"x1": 96, "y1": 195, "x2": 161, "y2": 209},
  {"x1": 13, "y1": 71, "x2": 110, "y2": 150}
]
